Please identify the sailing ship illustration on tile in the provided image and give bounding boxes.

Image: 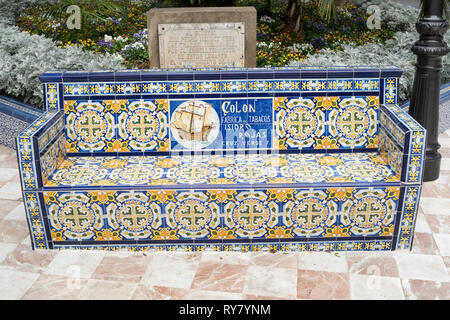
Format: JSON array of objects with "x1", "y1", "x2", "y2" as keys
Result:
[{"x1": 170, "y1": 100, "x2": 220, "y2": 149}]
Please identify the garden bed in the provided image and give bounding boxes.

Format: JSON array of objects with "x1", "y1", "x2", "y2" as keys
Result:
[
  {"x1": 16, "y1": 0, "x2": 394, "y2": 68},
  {"x1": 0, "y1": 0, "x2": 449, "y2": 108}
]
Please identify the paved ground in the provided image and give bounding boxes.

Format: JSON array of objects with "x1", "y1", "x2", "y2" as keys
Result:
[
  {"x1": 0, "y1": 131, "x2": 449, "y2": 300},
  {"x1": 0, "y1": 113, "x2": 29, "y2": 150},
  {"x1": 440, "y1": 100, "x2": 450, "y2": 133}
]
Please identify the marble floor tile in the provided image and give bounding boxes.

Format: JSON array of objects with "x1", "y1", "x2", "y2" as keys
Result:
[
  {"x1": 411, "y1": 232, "x2": 440, "y2": 255},
  {"x1": 425, "y1": 214, "x2": 450, "y2": 234},
  {"x1": 44, "y1": 250, "x2": 106, "y2": 279},
  {"x1": 0, "y1": 220, "x2": 30, "y2": 243},
  {"x1": 346, "y1": 253, "x2": 400, "y2": 277},
  {"x1": 0, "y1": 168, "x2": 18, "y2": 182},
  {"x1": 0, "y1": 200, "x2": 22, "y2": 219},
  {"x1": 243, "y1": 294, "x2": 293, "y2": 300},
  {"x1": 200, "y1": 251, "x2": 251, "y2": 265},
  {"x1": 349, "y1": 274, "x2": 404, "y2": 300},
  {"x1": 249, "y1": 252, "x2": 298, "y2": 269},
  {"x1": 443, "y1": 256, "x2": 450, "y2": 273},
  {"x1": 21, "y1": 274, "x2": 89, "y2": 300},
  {"x1": 433, "y1": 234, "x2": 450, "y2": 256},
  {"x1": 78, "y1": 279, "x2": 138, "y2": 300},
  {"x1": 243, "y1": 265, "x2": 297, "y2": 299},
  {"x1": 92, "y1": 252, "x2": 152, "y2": 283},
  {"x1": 0, "y1": 242, "x2": 17, "y2": 264},
  {"x1": 141, "y1": 253, "x2": 201, "y2": 289},
  {"x1": 440, "y1": 158, "x2": 450, "y2": 171},
  {"x1": 131, "y1": 284, "x2": 190, "y2": 300},
  {"x1": 298, "y1": 252, "x2": 348, "y2": 273},
  {"x1": 0, "y1": 182, "x2": 22, "y2": 200},
  {"x1": 421, "y1": 183, "x2": 439, "y2": 198},
  {"x1": 4, "y1": 204, "x2": 26, "y2": 221},
  {"x1": 1, "y1": 244, "x2": 58, "y2": 273},
  {"x1": 421, "y1": 182, "x2": 450, "y2": 198},
  {"x1": 0, "y1": 266, "x2": 39, "y2": 299},
  {"x1": 183, "y1": 289, "x2": 244, "y2": 300},
  {"x1": 0, "y1": 155, "x2": 19, "y2": 169},
  {"x1": 297, "y1": 270, "x2": 350, "y2": 300},
  {"x1": 191, "y1": 261, "x2": 248, "y2": 293},
  {"x1": 420, "y1": 197, "x2": 450, "y2": 216},
  {"x1": 21, "y1": 235, "x2": 31, "y2": 246},
  {"x1": 394, "y1": 252, "x2": 448, "y2": 282},
  {"x1": 414, "y1": 210, "x2": 432, "y2": 233},
  {"x1": 401, "y1": 279, "x2": 450, "y2": 300}
]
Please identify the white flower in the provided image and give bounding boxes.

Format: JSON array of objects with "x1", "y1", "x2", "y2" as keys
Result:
[
  {"x1": 131, "y1": 42, "x2": 145, "y2": 49},
  {"x1": 114, "y1": 35, "x2": 127, "y2": 42},
  {"x1": 104, "y1": 35, "x2": 113, "y2": 42},
  {"x1": 260, "y1": 15, "x2": 275, "y2": 24}
]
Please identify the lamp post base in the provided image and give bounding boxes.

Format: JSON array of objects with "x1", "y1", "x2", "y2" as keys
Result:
[
  {"x1": 408, "y1": 0, "x2": 449, "y2": 182},
  {"x1": 423, "y1": 152, "x2": 442, "y2": 182}
]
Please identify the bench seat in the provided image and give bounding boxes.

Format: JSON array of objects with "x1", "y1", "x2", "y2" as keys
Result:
[
  {"x1": 44, "y1": 152, "x2": 399, "y2": 189},
  {"x1": 17, "y1": 67, "x2": 426, "y2": 252}
]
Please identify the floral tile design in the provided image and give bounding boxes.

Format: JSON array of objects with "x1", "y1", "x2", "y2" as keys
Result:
[
  {"x1": 62, "y1": 78, "x2": 381, "y2": 97},
  {"x1": 64, "y1": 99, "x2": 169, "y2": 153},
  {"x1": 42, "y1": 186, "x2": 400, "y2": 245},
  {"x1": 16, "y1": 67, "x2": 426, "y2": 252},
  {"x1": 44, "y1": 152, "x2": 399, "y2": 188},
  {"x1": 274, "y1": 96, "x2": 379, "y2": 150}
]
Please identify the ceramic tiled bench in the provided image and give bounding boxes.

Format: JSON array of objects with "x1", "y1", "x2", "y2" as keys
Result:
[{"x1": 16, "y1": 67, "x2": 426, "y2": 252}]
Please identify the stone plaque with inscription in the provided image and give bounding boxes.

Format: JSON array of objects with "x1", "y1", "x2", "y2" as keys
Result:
[
  {"x1": 146, "y1": 7, "x2": 256, "y2": 68},
  {"x1": 158, "y1": 23, "x2": 245, "y2": 68}
]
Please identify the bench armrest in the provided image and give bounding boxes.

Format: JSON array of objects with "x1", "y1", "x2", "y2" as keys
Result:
[
  {"x1": 379, "y1": 104, "x2": 426, "y2": 184},
  {"x1": 16, "y1": 110, "x2": 65, "y2": 190}
]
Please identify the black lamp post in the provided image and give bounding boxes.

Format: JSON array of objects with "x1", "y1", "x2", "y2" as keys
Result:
[{"x1": 409, "y1": 0, "x2": 449, "y2": 182}]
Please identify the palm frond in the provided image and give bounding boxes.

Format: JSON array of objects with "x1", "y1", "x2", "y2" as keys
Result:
[
  {"x1": 43, "y1": 0, "x2": 125, "y2": 25},
  {"x1": 317, "y1": 0, "x2": 337, "y2": 22}
]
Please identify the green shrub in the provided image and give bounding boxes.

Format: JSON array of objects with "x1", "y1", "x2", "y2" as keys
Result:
[
  {"x1": 0, "y1": 1, "x2": 124, "y2": 108},
  {"x1": 291, "y1": 0, "x2": 450, "y2": 102}
]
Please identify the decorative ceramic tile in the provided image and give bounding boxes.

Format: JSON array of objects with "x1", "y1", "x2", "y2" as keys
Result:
[
  {"x1": 61, "y1": 95, "x2": 384, "y2": 153},
  {"x1": 379, "y1": 129, "x2": 403, "y2": 180},
  {"x1": 51, "y1": 239, "x2": 394, "y2": 252},
  {"x1": 16, "y1": 135, "x2": 39, "y2": 190},
  {"x1": 42, "y1": 186, "x2": 399, "y2": 246},
  {"x1": 274, "y1": 97, "x2": 326, "y2": 149},
  {"x1": 17, "y1": 111, "x2": 62, "y2": 190},
  {"x1": 17, "y1": 67, "x2": 425, "y2": 252},
  {"x1": 328, "y1": 96, "x2": 378, "y2": 148},
  {"x1": 396, "y1": 186, "x2": 421, "y2": 250},
  {"x1": 37, "y1": 115, "x2": 65, "y2": 151},
  {"x1": 23, "y1": 191, "x2": 49, "y2": 249},
  {"x1": 45, "y1": 83, "x2": 60, "y2": 110},
  {"x1": 275, "y1": 96, "x2": 379, "y2": 150},
  {"x1": 44, "y1": 152, "x2": 399, "y2": 188},
  {"x1": 40, "y1": 133, "x2": 66, "y2": 185},
  {"x1": 379, "y1": 109, "x2": 405, "y2": 149},
  {"x1": 384, "y1": 78, "x2": 398, "y2": 104},
  {"x1": 406, "y1": 130, "x2": 426, "y2": 183},
  {"x1": 61, "y1": 79, "x2": 382, "y2": 97},
  {"x1": 64, "y1": 99, "x2": 169, "y2": 153},
  {"x1": 63, "y1": 83, "x2": 91, "y2": 96},
  {"x1": 379, "y1": 104, "x2": 426, "y2": 183}
]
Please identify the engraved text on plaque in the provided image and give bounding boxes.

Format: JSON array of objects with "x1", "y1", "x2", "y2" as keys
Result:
[{"x1": 158, "y1": 23, "x2": 245, "y2": 68}]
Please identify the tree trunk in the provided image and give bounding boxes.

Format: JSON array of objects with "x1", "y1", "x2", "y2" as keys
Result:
[{"x1": 286, "y1": 0, "x2": 303, "y2": 34}]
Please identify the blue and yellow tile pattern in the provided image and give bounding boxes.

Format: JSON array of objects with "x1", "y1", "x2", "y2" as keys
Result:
[
  {"x1": 16, "y1": 67, "x2": 425, "y2": 251},
  {"x1": 44, "y1": 152, "x2": 398, "y2": 188}
]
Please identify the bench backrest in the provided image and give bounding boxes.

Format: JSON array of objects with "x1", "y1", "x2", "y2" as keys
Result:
[{"x1": 40, "y1": 66, "x2": 401, "y2": 156}]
